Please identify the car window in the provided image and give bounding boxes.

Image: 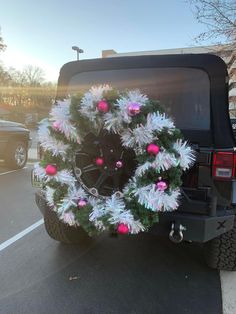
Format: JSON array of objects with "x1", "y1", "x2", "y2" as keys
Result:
[{"x1": 68, "y1": 67, "x2": 210, "y2": 130}]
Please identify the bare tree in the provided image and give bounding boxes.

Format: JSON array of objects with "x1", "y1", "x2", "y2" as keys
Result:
[
  {"x1": 0, "y1": 64, "x2": 55, "y2": 118},
  {"x1": 22, "y1": 65, "x2": 45, "y2": 86},
  {"x1": 0, "y1": 27, "x2": 6, "y2": 52},
  {"x1": 0, "y1": 64, "x2": 12, "y2": 85},
  {"x1": 189, "y1": 0, "x2": 236, "y2": 45}
]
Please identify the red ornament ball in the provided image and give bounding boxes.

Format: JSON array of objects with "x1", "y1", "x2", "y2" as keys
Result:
[
  {"x1": 95, "y1": 157, "x2": 104, "y2": 166},
  {"x1": 147, "y1": 143, "x2": 160, "y2": 155},
  {"x1": 156, "y1": 181, "x2": 168, "y2": 191},
  {"x1": 78, "y1": 199, "x2": 87, "y2": 208},
  {"x1": 117, "y1": 223, "x2": 129, "y2": 234},
  {"x1": 127, "y1": 103, "x2": 141, "y2": 116},
  {"x1": 45, "y1": 164, "x2": 57, "y2": 176},
  {"x1": 97, "y1": 100, "x2": 109, "y2": 113}
]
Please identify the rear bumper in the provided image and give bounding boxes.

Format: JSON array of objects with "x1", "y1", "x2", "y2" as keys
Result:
[
  {"x1": 151, "y1": 210, "x2": 235, "y2": 243},
  {"x1": 35, "y1": 190, "x2": 235, "y2": 243}
]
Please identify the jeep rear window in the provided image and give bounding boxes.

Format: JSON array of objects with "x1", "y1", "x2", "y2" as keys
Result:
[{"x1": 67, "y1": 67, "x2": 210, "y2": 130}]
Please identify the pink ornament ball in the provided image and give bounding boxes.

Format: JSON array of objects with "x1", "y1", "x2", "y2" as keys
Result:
[
  {"x1": 52, "y1": 121, "x2": 60, "y2": 130},
  {"x1": 117, "y1": 223, "x2": 129, "y2": 234},
  {"x1": 45, "y1": 164, "x2": 57, "y2": 176},
  {"x1": 128, "y1": 103, "x2": 141, "y2": 116},
  {"x1": 156, "y1": 181, "x2": 168, "y2": 191},
  {"x1": 147, "y1": 143, "x2": 160, "y2": 156},
  {"x1": 78, "y1": 199, "x2": 87, "y2": 208},
  {"x1": 95, "y1": 157, "x2": 104, "y2": 166},
  {"x1": 115, "y1": 160, "x2": 123, "y2": 168},
  {"x1": 97, "y1": 100, "x2": 109, "y2": 113}
]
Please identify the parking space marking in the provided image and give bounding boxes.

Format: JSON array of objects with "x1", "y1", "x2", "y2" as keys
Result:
[
  {"x1": 0, "y1": 167, "x2": 27, "y2": 176},
  {"x1": 0, "y1": 219, "x2": 44, "y2": 252}
]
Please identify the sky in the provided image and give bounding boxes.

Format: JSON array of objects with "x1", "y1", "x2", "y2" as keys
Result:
[{"x1": 0, "y1": 0, "x2": 209, "y2": 82}]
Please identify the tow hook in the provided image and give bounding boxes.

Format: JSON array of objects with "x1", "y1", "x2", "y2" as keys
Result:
[{"x1": 169, "y1": 222, "x2": 187, "y2": 243}]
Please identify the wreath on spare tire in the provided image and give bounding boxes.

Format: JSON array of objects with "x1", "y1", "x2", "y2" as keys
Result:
[{"x1": 34, "y1": 85, "x2": 195, "y2": 236}]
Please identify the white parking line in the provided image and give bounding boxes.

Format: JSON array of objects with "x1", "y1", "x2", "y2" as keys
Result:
[
  {"x1": 0, "y1": 219, "x2": 44, "y2": 252},
  {"x1": 0, "y1": 167, "x2": 27, "y2": 176}
]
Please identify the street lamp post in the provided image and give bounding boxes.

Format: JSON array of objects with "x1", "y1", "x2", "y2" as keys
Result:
[{"x1": 72, "y1": 46, "x2": 84, "y2": 60}]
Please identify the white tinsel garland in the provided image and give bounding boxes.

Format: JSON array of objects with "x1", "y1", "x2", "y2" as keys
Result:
[
  {"x1": 103, "y1": 112, "x2": 122, "y2": 133},
  {"x1": 133, "y1": 184, "x2": 180, "y2": 212},
  {"x1": 50, "y1": 99, "x2": 81, "y2": 143},
  {"x1": 89, "y1": 194, "x2": 145, "y2": 234},
  {"x1": 34, "y1": 163, "x2": 75, "y2": 187},
  {"x1": 45, "y1": 186, "x2": 56, "y2": 209},
  {"x1": 115, "y1": 90, "x2": 148, "y2": 125},
  {"x1": 134, "y1": 151, "x2": 178, "y2": 177},
  {"x1": 50, "y1": 99, "x2": 71, "y2": 121},
  {"x1": 108, "y1": 210, "x2": 145, "y2": 234},
  {"x1": 103, "y1": 89, "x2": 148, "y2": 133},
  {"x1": 173, "y1": 139, "x2": 195, "y2": 170},
  {"x1": 152, "y1": 151, "x2": 178, "y2": 172},
  {"x1": 38, "y1": 120, "x2": 69, "y2": 159},
  {"x1": 146, "y1": 112, "x2": 175, "y2": 133},
  {"x1": 121, "y1": 125, "x2": 155, "y2": 149},
  {"x1": 57, "y1": 186, "x2": 87, "y2": 214},
  {"x1": 60, "y1": 211, "x2": 79, "y2": 226},
  {"x1": 80, "y1": 85, "x2": 112, "y2": 123},
  {"x1": 89, "y1": 199, "x2": 106, "y2": 231},
  {"x1": 120, "y1": 113, "x2": 175, "y2": 150},
  {"x1": 134, "y1": 161, "x2": 153, "y2": 177}
]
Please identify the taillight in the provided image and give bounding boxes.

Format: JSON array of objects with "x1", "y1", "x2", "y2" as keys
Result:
[{"x1": 212, "y1": 152, "x2": 236, "y2": 180}]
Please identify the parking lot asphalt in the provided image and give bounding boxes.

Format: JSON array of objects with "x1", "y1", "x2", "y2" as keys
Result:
[
  {"x1": 0, "y1": 165, "x2": 42, "y2": 243},
  {"x1": 0, "y1": 163, "x2": 225, "y2": 314},
  {"x1": 0, "y1": 228, "x2": 222, "y2": 314}
]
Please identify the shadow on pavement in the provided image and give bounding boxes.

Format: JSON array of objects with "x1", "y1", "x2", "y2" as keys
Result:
[{"x1": 0, "y1": 232, "x2": 222, "y2": 314}]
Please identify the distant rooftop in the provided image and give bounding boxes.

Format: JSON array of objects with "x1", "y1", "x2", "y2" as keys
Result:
[{"x1": 102, "y1": 44, "x2": 233, "y2": 58}]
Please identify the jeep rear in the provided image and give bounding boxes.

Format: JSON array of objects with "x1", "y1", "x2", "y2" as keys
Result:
[{"x1": 34, "y1": 54, "x2": 236, "y2": 270}]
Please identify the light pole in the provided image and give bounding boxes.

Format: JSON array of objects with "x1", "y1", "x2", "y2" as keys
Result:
[{"x1": 72, "y1": 46, "x2": 84, "y2": 60}]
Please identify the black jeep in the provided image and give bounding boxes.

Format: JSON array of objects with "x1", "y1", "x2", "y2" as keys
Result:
[{"x1": 34, "y1": 54, "x2": 236, "y2": 270}]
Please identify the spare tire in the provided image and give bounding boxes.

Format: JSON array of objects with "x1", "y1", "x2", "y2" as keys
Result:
[{"x1": 44, "y1": 204, "x2": 91, "y2": 244}]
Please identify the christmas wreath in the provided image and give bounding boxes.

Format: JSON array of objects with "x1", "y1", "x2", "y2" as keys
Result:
[{"x1": 34, "y1": 85, "x2": 195, "y2": 236}]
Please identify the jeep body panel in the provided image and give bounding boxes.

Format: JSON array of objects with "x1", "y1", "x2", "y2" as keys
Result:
[{"x1": 33, "y1": 53, "x2": 236, "y2": 244}]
